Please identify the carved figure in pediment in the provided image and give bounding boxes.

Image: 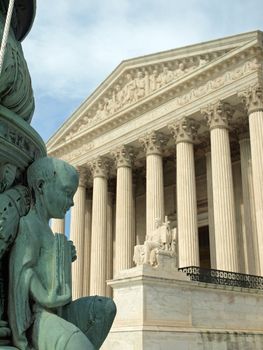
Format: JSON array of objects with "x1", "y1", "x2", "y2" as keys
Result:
[
  {"x1": 245, "y1": 58, "x2": 261, "y2": 72},
  {"x1": 134, "y1": 71, "x2": 145, "y2": 101},
  {"x1": 114, "y1": 84, "x2": 124, "y2": 110},
  {"x1": 8, "y1": 157, "x2": 116, "y2": 350},
  {"x1": 198, "y1": 56, "x2": 208, "y2": 67},
  {"x1": 185, "y1": 58, "x2": 198, "y2": 73},
  {"x1": 149, "y1": 69, "x2": 159, "y2": 92},
  {"x1": 104, "y1": 96, "x2": 115, "y2": 115},
  {"x1": 94, "y1": 102, "x2": 106, "y2": 121},
  {"x1": 157, "y1": 66, "x2": 174, "y2": 87},
  {"x1": 123, "y1": 73, "x2": 136, "y2": 105},
  {"x1": 174, "y1": 62, "x2": 187, "y2": 78}
]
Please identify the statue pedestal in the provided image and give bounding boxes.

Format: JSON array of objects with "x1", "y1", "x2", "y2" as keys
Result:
[{"x1": 102, "y1": 262, "x2": 263, "y2": 350}]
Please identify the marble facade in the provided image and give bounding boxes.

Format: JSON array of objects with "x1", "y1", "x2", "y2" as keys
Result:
[
  {"x1": 100, "y1": 264, "x2": 263, "y2": 350},
  {"x1": 48, "y1": 31, "x2": 263, "y2": 348}
]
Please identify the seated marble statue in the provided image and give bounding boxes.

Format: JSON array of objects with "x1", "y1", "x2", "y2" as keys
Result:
[
  {"x1": 8, "y1": 157, "x2": 116, "y2": 350},
  {"x1": 134, "y1": 217, "x2": 177, "y2": 267}
]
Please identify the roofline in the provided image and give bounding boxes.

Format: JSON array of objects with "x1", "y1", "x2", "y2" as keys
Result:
[{"x1": 47, "y1": 30, "x2": 263, "y2": 148}]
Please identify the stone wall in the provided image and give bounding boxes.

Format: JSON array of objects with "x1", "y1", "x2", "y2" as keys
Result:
[{"x1": 102, "y1": 265, "x2": 263, "y2": 350}]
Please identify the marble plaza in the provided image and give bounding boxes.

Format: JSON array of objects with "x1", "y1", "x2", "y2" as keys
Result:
[{"x1": 47, "y1": 31, "x2": 263, "y2": 349}]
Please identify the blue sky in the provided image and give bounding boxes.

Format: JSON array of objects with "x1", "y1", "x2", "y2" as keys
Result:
[{"x1": 22, "y1": 0, "x2": 263, "y2": 143}]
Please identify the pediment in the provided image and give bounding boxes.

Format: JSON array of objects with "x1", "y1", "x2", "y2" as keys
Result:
[{"x1": 47, "y1": 31, "x2": 262, "y2": 153}]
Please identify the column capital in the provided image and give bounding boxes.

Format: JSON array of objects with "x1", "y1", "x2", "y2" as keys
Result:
[
  {"x1": 111, "y1": 145, "x2": 134, "y2": 168},
  {"x1": 238, "y1": 83, "x2": 263, "y2": 114},
  {"x1": 139, "y1": 130, "x2": 168, "y2": 155},
  {"x1": 202, "y1": 101, "x2": 234, "y2": 130},
  {"x1": 88, "y1": 156, "x2": 109, "y2": 179},
  {"x1": 76, "y1": 166, "x2": 87, "y2": 187},
  {"x1": 169, "y1": 117, "x2": 199, "y2": 144}
]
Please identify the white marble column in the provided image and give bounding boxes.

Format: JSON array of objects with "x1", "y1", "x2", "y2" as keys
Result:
[
  {"x1": 132, "y1": 178, "x2": 136, "y2": 248},
  {"x1": 240, "y1": 84, "x2": 263, "y2": 274},
  {"x1": 89, "y1": 157, "x2": 108, "y2": 296},
  {"x1": 134, "y1": 169, "x2": 146, "y2": 246},
  {"x1": 113, "y1": 146, "x2": 134, "y2": 275},
  {"x1": 169, "y1": 118, "x2": 199, "y2": 268},
  {"x1": 239, "y1": 134, "x2": 259, "y2": 275},
  {"x1": 106, "y1": 184, "x2": 114, "y2": 297},
  {"x1": 248, "y1": 160, "x2": 260, "y2": 274},
  {"x1": 232, "y1": 160, "x2": 246, "y2": 273},
  {"x1": 140, "y1": 131, "x2": 166, "y2": 236},
  {"x1": 50, "y1": 218, "x2": 65, "y2": 234},
  {"x1": 203, "y1": 101, "x2": 238, "y2": 272},
  {"x1": 82, "y1": 191, "x2": 92, "y2": 296},
  {"x1": 206, "y1": 150, "x2": 216, "y2": 269},
  {"x1": 70, "y1": 169, "x2": 86, "y2": 299}
]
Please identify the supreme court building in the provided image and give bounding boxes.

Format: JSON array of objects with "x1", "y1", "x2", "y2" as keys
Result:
[{"x1": 47, "y1": 30, "x2": 263, "y2": 305}]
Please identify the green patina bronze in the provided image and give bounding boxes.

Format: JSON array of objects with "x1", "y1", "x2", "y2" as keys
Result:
[
  {"x1": 0, "y1": 1, "x2": 35, "y2": 122},
  {"x1": 8, "y1": 157, "x2": 116, "y2": 349},
  {"x1": 2, "y1": 0, "x2": 36, "y2": 42},
  {"x1": 0, "y1": 2, "x2": 116, "y2": 349}
]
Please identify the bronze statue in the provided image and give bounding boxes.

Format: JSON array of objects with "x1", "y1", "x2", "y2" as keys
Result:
[{"x1": 0, "y1": 2, "x2": 116, "y2": 348}]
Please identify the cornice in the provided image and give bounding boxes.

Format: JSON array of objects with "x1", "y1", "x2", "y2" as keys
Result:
[{"x1": 47, "y1": 32, "x2": 262, "y2": 151}]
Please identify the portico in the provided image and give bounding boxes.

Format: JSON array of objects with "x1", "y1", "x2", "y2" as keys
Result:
[{"x1": 47, "y1": 31, "x2": 263, "y2": 299}]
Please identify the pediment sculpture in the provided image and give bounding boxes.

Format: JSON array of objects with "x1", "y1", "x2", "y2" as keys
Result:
[
  {"x1": 90, "y1": 56, "x2": 210, "y2": 123},
  {"x1": 64, "y1": 50, "x2": 230, "y2": 140}
]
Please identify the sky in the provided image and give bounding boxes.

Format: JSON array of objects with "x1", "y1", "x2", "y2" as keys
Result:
[{"x1": 22, "y1": 0, "x2": 263, "y2": 143}]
